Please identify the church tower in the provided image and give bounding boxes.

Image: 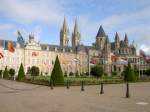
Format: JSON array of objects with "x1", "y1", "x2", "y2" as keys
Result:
[
  {"x1": 104, "y1": 36, "x2": 111, "y2": 53},
  {"x1": 114, "y1": 32, "x2": 120, "y2": 50},
  {"x1": 95, "y1": 25, "x2": 107, "y2": 50},
  {"x1": 72, "y1": 19, "x2": 81, "y2": 47},
  {"x1": 124, "y1": 33, "x2": 128, "y2": 47},
  {"x1": 60, "y1": 17, "x2": 69, "y2": 47}
]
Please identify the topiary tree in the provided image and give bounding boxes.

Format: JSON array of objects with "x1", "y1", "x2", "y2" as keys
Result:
[
  {"x1": 3, "y1": 66, "x2": 9, "y2": 79},
  {"x1": 17, "y1": 63, "x2": 25, "y2": 81},
  {"x1": 0, "y1": 70, "x2": 3, "y2": 78},
  {"x1": 50, "y1": 56, "x2": 64, "y2": 85},
  {"x1": 69, "y1": 71, "x2": 74, "y2": 77},
  {"x1": 9, "y1": 68, "x2": 15, "y2": 77},
  {"x1": 64, "y1": 71, "x2": 68, "y2": 77},
  {"x1": 30, "y1": 66, "x2": 40, "y2": 81},
  {"x1": 124, "y1": 63, "x2": 137, "y2": 82},
  {"x1": 91, "y1": 65, "x2": 104, "y2": 78},
  {"x1": 30, "y1": 66, "x2": 40, "y2": 76}
]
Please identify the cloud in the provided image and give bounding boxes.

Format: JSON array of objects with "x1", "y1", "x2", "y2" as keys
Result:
[
  {"x1": 0, "y1": 0, "x2": 149, "y2": 54},
  {"x1": 140, "y1": 44, "x2": 150, "y2": 55},
  {"x1": 0, "y1": 0, "x2": 64, "y2": 24},
  {"x1": 77, "y1": 5, "x2": 150, "y2": 54},
  {"x1": 0, "y1": 23, "x2": 15, "y2": 40},
  {"x1": 0, "y1": 23, "x2": 14, "y2": 31}
]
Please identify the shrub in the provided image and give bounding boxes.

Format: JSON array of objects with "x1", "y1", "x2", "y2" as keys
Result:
[
  {"x1": 85, "y1": 72, "x2": 89, "y2": 76},
  {"x1": 80, "y1": 73, "x2": 87, "y2": 78},
  {"x1": 30, "y1": 66, "x2": 40, "y2": 76},
  {"x1": 50, "y1": 56, "x2": 64, "y2": 85},
  {"x1": 0, "y1": 70, "x2": 3, "y2": 77},
  {"x1": 75, "y1": 74, "x2": 79, "y2": 78},
  {"x1": 104, "y1": 72, "x2": 108, "y2": 77},
  {"x1": 112, "y1": 71, "x2": 117, "y2": 76},
  {"x1": 64, "y1": 74, "x2": 68, "y2": 77},
  {"x1": 69, "y1": 72, "x2": 74, "y2": 77},
  {"x1": 9, "y1": 68, "x2": 15, "y2": 77},
  {"x1": 3, "y1": 66, "x2": 9, "y2": 79},
  {"x1": 64, "y1": 71, "x2": 68, "y2": 77},
  {"x1": 145, "y1": 69, "x2": 150, "y2": 76},
  {"x1": 124, "y1": 63, "x2": 137, "y2": 82},
  {"x1": 91, "y1": 65, "x2": 104, "y2": 78},
  {"x1": 17, "y1": 63, "x2": 25, "y2": 81},
  {"x1": 75, "y1": 71, "x2": 79, "y2": 77}
]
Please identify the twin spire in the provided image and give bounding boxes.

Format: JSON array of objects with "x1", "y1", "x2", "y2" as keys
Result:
[
  {"x1": 114, "y1": 32, "x2": 129, "y2": 49},
  {"x1": 60, "y1": 17, "x2": 81, "y2": 47}
]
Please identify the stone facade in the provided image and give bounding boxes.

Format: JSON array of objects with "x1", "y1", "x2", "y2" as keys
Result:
[{"x1": 0, "y1": 18, "x2": 141, "y2": 76}]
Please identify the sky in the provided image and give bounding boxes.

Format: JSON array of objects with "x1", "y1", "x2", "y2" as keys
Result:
[{"x1": 0, "y1": 0, "x2": 150, "y2": 54}]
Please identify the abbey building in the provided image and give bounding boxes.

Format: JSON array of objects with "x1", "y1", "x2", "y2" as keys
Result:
[{"x1": 0, "y1": 17, "x2": 141, "y2": 76}]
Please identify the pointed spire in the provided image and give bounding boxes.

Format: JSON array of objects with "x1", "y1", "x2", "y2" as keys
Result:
[
  {"x1": 74, "y1": 18, "x2": 79, "y2": 33},
  {"x1": 72, "y1": 18, "x2": 81, "y2": 47},
  {"x1": 124, "y1": 33, "x2": 128, "y2": 42},
  {"x1": 62, "y1": 16, "x2": 68, "y2": 32},
  {"x1": 115, "y1": 32, "x2": 120, "y2": 41},
  {"x1": 96, "y1": 25, "x2": 106, "y2": 37}
]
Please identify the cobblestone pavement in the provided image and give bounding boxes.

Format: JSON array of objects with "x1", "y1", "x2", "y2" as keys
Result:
[{"x1": 0, "y1": 79, "x2": 149, "y2": 112}]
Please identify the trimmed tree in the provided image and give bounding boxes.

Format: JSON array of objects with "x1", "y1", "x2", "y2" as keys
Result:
[
  {"x1": 0, "y1": 70, "x2": 3, "y2": 77},
  {"x1": 124, "y1": 63, "x2": 137, "y2": 82},
  {"x1": 3, "y1": 66, "x2": 9, "y2": 79},
  {"x1": 17, "y1": 63, "x2": 25, "y2": 81},
  {"x1": 50, "y1": 56, "x2": 64, "y2": 85},
  {"x1": 30, "y1": 66, "x2": 40, "y2": 76},
  {"x1": 91, "y1": 65, "x2": 104, "y2": 78},
  {"x1": 9, "y1": 68, "x2": 15, "y2": 77},
  {"x1": 69, "y1": 71, "x2": 74, "y2": 77}
]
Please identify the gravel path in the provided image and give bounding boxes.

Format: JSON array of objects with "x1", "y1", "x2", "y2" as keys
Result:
[{"x1": 0, "y1": 79, "x2": 149, "y2": 112}]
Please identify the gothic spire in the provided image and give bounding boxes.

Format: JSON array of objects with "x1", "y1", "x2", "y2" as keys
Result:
[
  {"x1": 124, "y1": 33, "x2": 128, "y2": 47},
  {"x1": 124, "y1": 33, "x2": 128, "y2": 42},
  {"x1": 62, "y1": 17, "x2": 68, "y2": 32},
  {"x1": 74, "y1": 18, "x2": 79, "y2": 34},
  {"x1": 96, "y1": 25, "x2": 106, "y2": 37},
  {"x1": 72, "y1": 18, "x2": 81, "y2": 47},
  {"x1": 115, "y1": 32, "x2": 120, "y2": 42},
  {"x1": 60, "y1": 17, "x2": 69, "y2": 47}
]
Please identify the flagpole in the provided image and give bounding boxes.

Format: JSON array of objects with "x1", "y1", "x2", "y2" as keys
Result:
[
  {"x1": 142, "y1": 57, "x2": 143, "y2": 77},
  {"x1": 88, "y1": 52, "x2": 90, "y2": 77},
  {"x1": 75, "y1": 46, "x2": 77, "y2": 75},
  {"x1": 139, "y1": 57, "x2": 140, "y2": 78},
  {"x1": 24, "y1": 44, "x2": 25, "y2": 72}
]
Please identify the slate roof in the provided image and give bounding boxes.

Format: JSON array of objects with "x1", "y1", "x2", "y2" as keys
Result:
[{"x1": 96, "y1": 25, "x2": 106, "y2": 37}]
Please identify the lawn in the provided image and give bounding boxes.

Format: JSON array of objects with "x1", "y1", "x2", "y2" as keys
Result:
[{"x1": 25, "y1": 75, "x2": 124, "y2": 86}]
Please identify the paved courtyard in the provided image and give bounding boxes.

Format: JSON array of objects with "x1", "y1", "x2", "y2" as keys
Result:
[{"x1": 0, "y1": 79, "x2": 149, "y2": 112}]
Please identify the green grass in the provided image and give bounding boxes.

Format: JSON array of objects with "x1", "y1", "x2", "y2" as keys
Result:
[{"x1": 25, "y1": 75, "x2": 123, "y2": 86}]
